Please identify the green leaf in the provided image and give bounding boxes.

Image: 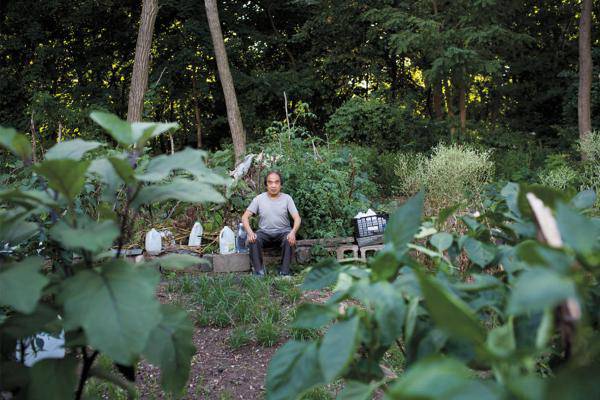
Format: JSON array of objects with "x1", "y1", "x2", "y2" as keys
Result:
[
  {"x1": 0, "y1": 257, "x2": 48, "y2": 314},
  {"x1": 546, "y1": 362, "x2": 600, "y2": 400},
  {"x1": 292, "y1": 303, "x2": 338, "y2": 329},
  {"x1": 319, "y1": 316, "x2": 360, "y2": 382},
  {"x1": 60, "y1": 260, "x2": 161, "y2": 365},
  {"x1": 515, "y1": 241, "x2": 574, "y2": 273},
  {"x1": 430, "y1": 232, "x2": 453, "y2": 252},
  {"x1": 506, "y1": 375, "x2": 545, "y2": 400},
  {"x1": 135, "y1": 147, "x2": 230, "y2": 185},
  {"x1": 386, "y1": 357, "x2": 472, "y2": 399},
  {"x1": 570, "y1": 189, "x2": 596, "y2": 210},
  {"x1": 1, "y1": 304, "x2": 60, "y2": 339},
  {"x1": 27, "y1": 356, "x2": 78, "y2": 400},
  {"x1": 556, "y1": 202, "x2": 599, "y2": 260},
  {"x1": 453, "y1": 274, "x2": 502, "y2": 292},
  {"x1": 45, "y1": 139, "x2": 103, "y2": 160},
  {"x1": 90, "y1": 111, "x2": 178, "y2": 148},
  {"x1": 369, "y1": 243, "x2": 401, "y2": 282},
  {"x1": 486, "y1": 319, "x2": 515, "y2": 358},
  {"x1": 404, "y1": 297, "x2": 420, "y2": 344},
  {"x1": 132, "y1": 178, "x2": 225, "y2": 208},
  {"x1": 501, "y1": 182, "x2": 521, "y2": 218},
  {"x1": 302, "y1": 259, "x2": 343, "y2": 290},
  {"x1": 462, "y1": 237, "x2": 498, "y2": 268},
  {"x1": 507, "y1": 268, "x2": 576, "y2": 316},
  {"x1": 384, "y1": 191, "x2": 424, "y2": 251},
  {"x1": 144, "y1": 254, "x2": 208, "y2": 270},
  {"x1": 337, "y1": 380, "x2": 377, "y2": 400},
  {"x1": 437, "y1": 203, "x2": 462, "y2": 229},
  {"x1": 0, "y1": 126, "x2": 32, "y2": 160},
  {"x1": 0, "y1": 214, "x2": 38, "y2": 246},
  {"x1": 49, "y1": 219, "x2": 119, "y2": 253},
  {"x1": 34, "y1": 159, "x2": 90, "y2": 201},
  {"x1": 416, "y1": 269, "x2": 486, "y2": 345},
  {"x1": 266, "y1": 341, "x2": 324, "y2": 400},
  {"x1": 517, "y1": 185, "x2": 569, "y2": 220},
  {"x1": 535, "y1": 308, "x2": 554, "y2": 349},
  {"x1": 108, "y1": 157, "x2": 136, "y2": 184},
  {"x1": 143, "y1": 304, "x2": 196, "y2": 395}
]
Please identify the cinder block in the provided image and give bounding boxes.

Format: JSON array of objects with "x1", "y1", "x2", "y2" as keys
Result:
[{"x1": 204, "y1": 253, "x2": 251, "y2": 273}]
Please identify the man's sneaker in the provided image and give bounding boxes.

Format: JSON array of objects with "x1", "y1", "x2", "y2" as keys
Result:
[
  {"x1": 278, "y1": 270, "x2": 291, "y2": 277},
  {"x1": 253, "y1": 269, "x2": 266, "y2": 277}
]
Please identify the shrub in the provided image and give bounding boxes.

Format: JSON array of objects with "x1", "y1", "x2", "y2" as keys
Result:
[
  {"x1": 538, "y1": 165, "x2": 580, "y2": 190},
  {"x1": 578, "y1": 130, "x2": 600, "y2": 161},
  {"x1": 394, "y1": 144, "x2": 494, "y2": 210}
]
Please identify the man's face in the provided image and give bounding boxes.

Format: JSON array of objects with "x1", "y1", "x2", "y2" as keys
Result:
[{"x1": 266, "y1": 173, "x2": 282, "y2": 196}]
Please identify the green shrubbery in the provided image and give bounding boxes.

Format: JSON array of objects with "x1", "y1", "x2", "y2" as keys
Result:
[{"x1": 394, "y1": 143, "x2": 494, "y2": 210}]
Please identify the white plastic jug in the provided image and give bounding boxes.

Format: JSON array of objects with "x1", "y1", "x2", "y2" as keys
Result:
[
  {"x1": 219, "y1": 226, "x2": 236, "y2": 254},
  {"x1": 188, "y1": 221, "x2": 203, "y2": 247},
  {"x1": 145, "y1": 228, "x2": 162, "y2": 255}
]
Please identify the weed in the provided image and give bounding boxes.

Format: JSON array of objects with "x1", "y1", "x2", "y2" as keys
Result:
[
  {"x1": 228, "y1": 326, "x2": 252, "y2": 349},
  {"x1": 255, "y1": 316, "x2": 280, "y2": 346}
]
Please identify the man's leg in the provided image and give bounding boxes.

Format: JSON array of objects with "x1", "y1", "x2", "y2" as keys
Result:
[
  {"x1": 276, "y1": 230, "x2": 293, "y2": 275},
  {"x1": 249, "y1": 230, "x2": 269, "y2": 275}
]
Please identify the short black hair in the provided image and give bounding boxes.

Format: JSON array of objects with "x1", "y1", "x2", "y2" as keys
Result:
[{"x1": 264, "y1": 170, "x2": 283, "y2": 186}]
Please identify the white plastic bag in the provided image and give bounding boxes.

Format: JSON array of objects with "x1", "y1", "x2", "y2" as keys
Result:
[
  {"x1": 188, "y1": 221, "x2": 203, "y2": 247},
  {"x1": 145, "y1": 228, "x2": 162, "y2": 255},
  {"x1": 219, "y1": 226, "x2": 236, "y2": 254}
]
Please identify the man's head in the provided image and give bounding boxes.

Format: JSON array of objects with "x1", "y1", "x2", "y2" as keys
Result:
[{"x1": 264, "y1": 171, "x2": 283, "y2": 197}]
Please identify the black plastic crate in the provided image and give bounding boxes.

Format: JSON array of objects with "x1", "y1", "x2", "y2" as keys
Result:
[{"x1": 353, "y1": 213, "x2": 388, "y2": 245}]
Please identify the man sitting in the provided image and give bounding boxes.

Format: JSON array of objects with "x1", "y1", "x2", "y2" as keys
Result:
[{"x1": 241, "y1": 171, "x2": 301, "y2": 276}]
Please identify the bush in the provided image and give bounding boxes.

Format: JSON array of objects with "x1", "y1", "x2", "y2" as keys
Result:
[
  {"x1": 578, "y1": 130, "x2": 600, "y2": 162},
  {"x1": 536, "y1": 153, "x2": 581, "y2": 191},
  {"x1": 394, "y1": 144, "x2": 494, "y2": 210}
]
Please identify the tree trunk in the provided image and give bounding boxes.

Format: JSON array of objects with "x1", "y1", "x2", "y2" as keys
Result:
[
  {"x1": 578, "y1": 0, "x2": 593, "y2": 158},
  {"x1": 433, "y1": 81, "x2": 443, "y2": 119},
  {"x1": 204, "y1": 0, "x2": 246, "y2": 164},
  {"x1": 444, "y1": 80, "x2": 456, "y2": 138},
  {"x1": 192, "y1": 75, "x2": 202, "y2": 149},
  {"x1": 458, "y1": 80, "x2": 467, "y2": 131},
  {"x1": 127, "y1": 0, "x2": 159, "y2": 122}
]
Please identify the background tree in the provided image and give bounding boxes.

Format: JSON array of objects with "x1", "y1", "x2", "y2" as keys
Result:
[{"x1": 578, "y1": 0, "x2": 593, "y2": 155}]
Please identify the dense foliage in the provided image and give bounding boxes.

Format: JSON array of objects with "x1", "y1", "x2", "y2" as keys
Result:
[
  {"x1": 267, "y1": 185, "x2": 600, "y2": 399},
  {"x1": 0, "y1": 114, "x2": 227, "y2": 398}
]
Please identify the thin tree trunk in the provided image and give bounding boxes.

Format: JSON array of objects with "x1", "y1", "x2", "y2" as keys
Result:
[
  {"x1": 204, "y1": 0, "x2": 246, "y2": 164},
  {"x1": 578, "y1": 0, "x2": 593, "y2": 158},
  {"x1": 433, "y1": 81, "x2": 443, "y2": 119},
  {"x1": 127, "y1": 0, "x2": 159, "y2": 122},
  {"x1": 458, "y1": 80, "x2": 467, "y2": 131},
  {"x1": 192, "y1": 75, "x2": 202, "y2": 149},
  {"x1": 443, "y1": 80, "x2": 456, "y2": 138}
]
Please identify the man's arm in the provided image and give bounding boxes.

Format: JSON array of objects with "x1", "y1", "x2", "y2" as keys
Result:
[
  {"x1": 242, "y1": 210, "x2": 257, "y2": 243},
  {"x1": 287, "y1": 212, "x2": 301, "y2": 246}
]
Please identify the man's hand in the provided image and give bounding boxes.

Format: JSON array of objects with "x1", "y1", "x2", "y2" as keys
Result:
[
  {"x1": 286, "y1": 231, "x2": 296, "y2": 246},
  {"x1": 248, "y1": 231, "x2": 257, "y2": 243}
]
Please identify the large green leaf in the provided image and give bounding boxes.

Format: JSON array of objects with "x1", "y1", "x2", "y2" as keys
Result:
[
  {"x1": 60, "y1": 260, "x2": 161, "y2": 365},
  {"x1": 0, "y1": 212, "x2": 38, "y2": 246},
  {"x1": 319, "y1": 316, "x2": 361, "y2": 382},
  {"x1": 301, "y1": 259, "x2": 343, "y2": 290},
  {"x1": 556, "y1": 202, "x2": 599, "y2": 261},
  {"x1": 108, "y1": 157, "x2": 136, "y2": 184},
  {"x1": 45, "y1": 139, "x2": 103, "y2": 160},
  {"x1": 354, "y1": 281, "x2": 406, "y2": 346},
  {"x1": 386, "y1": 356, "x2": 491, "y2": 399},
  {"x1": 90, "y1": 111, "x2": 178, "y2": 148},
  {"x1": 369, "y1": 243, "x2": 402, "y2": 282},
  {"x1": 292, "y1": 303, "x2": 339, "y2": 329},
  {"x1": 416, "y1": 269, "x2": 486, "y2": 346},
  {"x1": 0, "y1": 188, "x2": 58, "y2": 210},
  {"x1": 132, "y1": 178, "x2": 225, "y2": 208},
  {"x1": 143, "y1": 304, "x2": 196, "y2": 395},
  {"x1": 501, "y1": 182, "x2": 521, "y2": 218},
  {"x1": 486, "y1": 319, "x2": 515, "y2": 358},
  {"x1": 515, "y1": 241, "x2": 574, "y2": 273},
  {"x1": 430, "y1": 232, "x2": 453, "y2": 252},
  {"x1": 135, "y1": 147, "x2": 229, "y2": 185},
  {"x1": 0, "y1": 257, "x2": 48, "y2": 314},
  {"x1": 49, "y1": 219, "x2": 119, "y2": 253},
  {"x1": 453, "y1": 274, "x2": 502, "y2": 292},
  {"x1": 506, "y1": 268, "x2": 576, "y2": 316},
  {"x1": 0, "y1": 126, "x2": 32, "y2": 160},
  {"x1": 266, "y1": 340, "x2": 324, "y2": 400},
  {"x1": 462, "y1": 237, "x2": 497, "y2": 268},
  {"x1": 384, "y1": 191, "x2": 424, "y2": 251},
  {"x1": 27, "y1": 356, "x2": 78, "y2": 400},
  {"x1": 570, "y1": 189, "x2": 596, "y2": 211},
  {"x1": 34, "y1": 159, "x2": 90, "y2": 201},
  {"x1": 337, "y1": 380, "x2": 377, "y2": 400}
]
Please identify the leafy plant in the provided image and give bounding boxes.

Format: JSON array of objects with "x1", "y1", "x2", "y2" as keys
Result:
[
  {"x1": 0, "y1": 113, "x2": 228, "y2": 398},
  {"x1": 266, "y1": 184, "x2": 600, "y2": 399}
]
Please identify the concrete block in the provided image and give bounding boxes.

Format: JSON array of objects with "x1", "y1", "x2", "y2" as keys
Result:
[
  {"x1": 204, "y1": 253, "x2": 251, "y2": 273},
  {"x1": 336, "y1": 244, "x2": 359, "y2": 260}
]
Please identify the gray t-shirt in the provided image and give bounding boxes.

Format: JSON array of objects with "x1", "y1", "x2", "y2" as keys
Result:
[{"x1": 247, "y1": 192, "x2": 299, "y2": 233}]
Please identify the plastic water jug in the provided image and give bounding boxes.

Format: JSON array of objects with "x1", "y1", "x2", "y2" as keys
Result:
[
  {"x1": 188, "y1": 221, "x2": 203, "y2": 247},
  {"x1": 219, "y1": 226, "x2": 236, "y2": 254},
  {"x1": 145, "y1": 228, "x2": 162, "y2": 255},
  {"x1": 236, "y1": 223, "x2": 249, "y2": 253}
]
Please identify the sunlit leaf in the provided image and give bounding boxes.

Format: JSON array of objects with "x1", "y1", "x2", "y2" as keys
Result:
[{"x1": 45, "y1": 139, "x2": 102, "y2": 160}]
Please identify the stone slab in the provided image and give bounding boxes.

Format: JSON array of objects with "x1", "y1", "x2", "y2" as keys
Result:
[{"x1": 204, "y1": 253, "x2": 251, "y2": 273}]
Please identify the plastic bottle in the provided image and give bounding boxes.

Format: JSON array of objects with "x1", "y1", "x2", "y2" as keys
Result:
[
  {"x1": 219, "y1": 226, "x2": 236, "y2": 254},
  {"x1": 145, "y1": 228, "x2": 162, "y2": 255},
  {"x1": 188, "y1": 221, "x2": 203, "y2": 247},
  {"x1": 236, "y1": 223, "x2": 249, "y2": 253}
]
